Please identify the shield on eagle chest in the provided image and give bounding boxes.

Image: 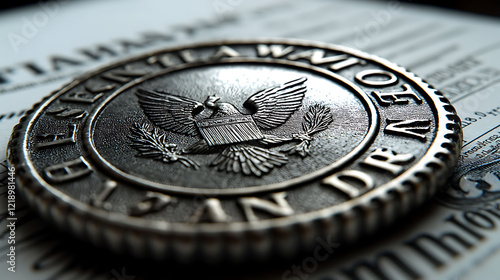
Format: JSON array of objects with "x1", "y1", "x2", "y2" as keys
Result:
[{"x1": 195, "y1": 115, "x2": 264, "y2": 146}]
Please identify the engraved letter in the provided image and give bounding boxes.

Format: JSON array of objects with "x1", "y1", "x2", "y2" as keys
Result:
[
  {"x1": 385, "y1": 119, "x2": 431, "y2": 141},
  {"x1": 287, "y1": 49, "x2": 365, "y2": 71},
  {"x1": 213, "y1": 46, "x2": 241, "y2": 59},
  {"x1": 189, "y1": 198, "x2": 231, "y2": 223},
  {"x1": 129, "y1": 191, "x2": 174, "y2": 216},
  {"x1": 61, "y1": 90, "x2": 103, "y2": 104},
  {"x1": 257, "y1": 44, "x2": 294, "y2": 58},
  {"x1": 329, "y1": 57, "x2": 366, "y2": 71},
  {"x1": 239, "y1": 192, "x2": 294, "y2": 222},
  {"x1": 147, "y1": 49, "x2": 197, "y2": 67},
  {"x1": 355, "y1": 69, "x2": 398, "y2": 87},
  {"x1": 35, "y1": 124, "x2": 77, "y2": 149},
  {"x1": 147, "y1": 53, "x2": 179, "y2": 67},
  {"x1": 322, "y1": 170, "x2": 374, "y2": 198},
  {"x1": 91, "y1": 180, "x2": 117, "y2": 209},
  {"x1": 372, "y1": 84, "x2": 422, "y2": 106},
  {"x1": 179, "y1": 49, "x2": 196, "y2": 63},
  {"x1": 47, "y1": 107, "x2": 86, "y2": 119},
  {"x1": 61, "y1": 84, "x2": 117, "y2": 104},
  {"x1": 362, "y1": 148, "x2": 414, "y2": 175},
  {"x1": 44, "y1": 157, "x2": 92, "y2": 183},
  {"x1": 288, "y1": 49, "x2": 348, "y2": 64}
]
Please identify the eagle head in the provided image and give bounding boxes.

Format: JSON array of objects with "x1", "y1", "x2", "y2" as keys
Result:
[{"x1": 204, "y1": 95, "x2": 221, "y2": 109}]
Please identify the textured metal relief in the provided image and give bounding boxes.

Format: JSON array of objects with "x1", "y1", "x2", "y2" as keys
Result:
[
  {"x1": 8, "y1": 40, "x2": 462, "y2": 261},
  {"x1": 130, "y1": 77, "x2": 333, "y2": 176}
]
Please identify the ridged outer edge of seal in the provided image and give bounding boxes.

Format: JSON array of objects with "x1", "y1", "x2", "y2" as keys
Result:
[{"x1": 8, "y1": 39, "x2": 462, "y2": 262}]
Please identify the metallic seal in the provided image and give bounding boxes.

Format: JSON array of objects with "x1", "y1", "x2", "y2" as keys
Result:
[{"x1": 8, "y1": 39, "x2": 462, "y2": 261}]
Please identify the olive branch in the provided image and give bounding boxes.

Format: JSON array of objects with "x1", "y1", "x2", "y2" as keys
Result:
[
  {"x1": 283, "y1": 104, "x2": 334, "y2": 157},
  {"x1": 129, "y1": 123, "x2": 200, "y2": 169}
]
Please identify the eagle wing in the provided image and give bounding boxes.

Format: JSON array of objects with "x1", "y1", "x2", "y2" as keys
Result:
[
  {"x1": 136, "y1": 89, "x2": 204, "y2": 137},
  {"x1": 244, "y1": 77, "x2": 307, "y2": 130}
]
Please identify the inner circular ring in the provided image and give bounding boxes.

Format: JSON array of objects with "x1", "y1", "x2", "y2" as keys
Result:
[{"x1": 84, "y1": 58, "x2": 380, "y2": 196}]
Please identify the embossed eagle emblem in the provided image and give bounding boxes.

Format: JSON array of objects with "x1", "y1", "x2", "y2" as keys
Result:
[{"x1": 130, "y1": 77, "x2": 333, "y2": 177}]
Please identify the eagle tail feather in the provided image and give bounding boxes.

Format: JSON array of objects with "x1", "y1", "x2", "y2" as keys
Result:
[{"x1": 210, "y1": 145, "x2": 287, "y2": 177}]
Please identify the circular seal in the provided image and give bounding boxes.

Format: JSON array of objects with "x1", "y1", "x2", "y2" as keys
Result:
[{"x1": 8, "y1": 39, "x2": 462, "y2": 261}]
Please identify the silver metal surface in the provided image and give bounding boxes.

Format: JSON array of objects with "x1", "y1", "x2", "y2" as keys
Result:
[{"x1": 8, "y1": 39, "x2": 462, "y2": 261}]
